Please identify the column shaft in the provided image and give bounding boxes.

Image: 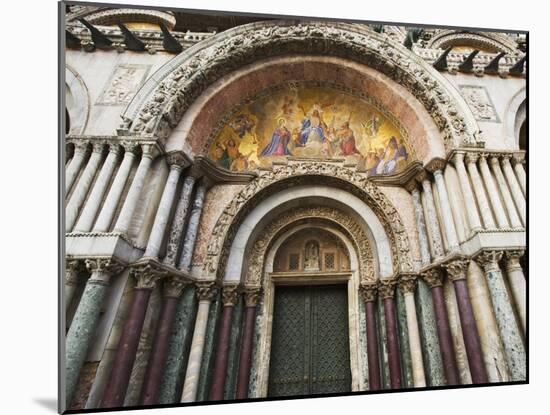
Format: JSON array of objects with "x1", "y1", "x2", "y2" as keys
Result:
[
  {"x1": 453, "y1": 153, "x2": 483, "y2": 232},
  {"x1": 382, "y1": 295, "x2": 401, "y2": 389},
  {"x1": 209, "y1": 305, "x2": 235, "y2": 400},
  {"x1": 113, "y1": 146, "x2": 155, "y2": 234},
  {"x1": 411, "y1": 188, "x2": 431, "y2": 266},
  {"x1": 466, "y1": 154, "x2": 496, "y2": 229},
  {"x1": 512, "y1": 156, "x2": 526, "y2": 196},
  {"x1": 505, "y1": 251, "x2": 527, "y2": 336},
  {"x1": 479, "y1": 155, "x2": 509, "y2": 228},
  {"x1": 236, "y1": 305, "x2": 256, "y2": 399},
  {"x1": 403, "y1": 291, "x2": 426, "y2": 387},
  {"x1": 66, "y1": 143, "x2": 88, "y2": 193},
  {"x1": 178, "y1": 184, "x2": 207, "y2": 270},
  {"x1": 490, "y1": 156, "x2": 522, "y2": 229},
  {"x1": 66, "y1": 144, "x2": 104, "y2": 231},
  {"x1": 420, "y1": 177, "x2": 445, "y2": 259},
  {"x1": 93, "y1": 148, "x2": 136, "y2": 232},
  {"x1": 433, "y1": 170, "x2": 460, "y2": 251},
  {"x1": 360, "y1": 284, "x2": 382, "y2": 391},
  {"x1": 502, "y1": 157, "x2": 526, "y2": 225},
  {"x1": 74, "y1": 145, "x2": 120, "y2": 232}
]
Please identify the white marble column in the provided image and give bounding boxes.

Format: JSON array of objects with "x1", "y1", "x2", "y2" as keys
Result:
[
  {"x1": 399, "y1": 276, "x2": 426, "y2": 387},
  {"x1": 73, "y1": 144, "x2": 121, "y2": 232},
  {"x1": 452, "y1": 152, "x2": 483, "y2": 233},
  {"x1": 478, "y1": 154, "x2": 509, "y2": 229},
  {"x1": 181, "y1": 282, "x2": 217, "y2": 402},
  {"x1": 93, "y1": 142, "x2": 137, "y2": 232},
  {"x1": 178, "y1": 183, "x2": 207, "y2": 271},
  {"x1": 476, "y1": 251, "x2": 526, "y2": 381},
  {"x1": 489, "y1": 156, "x2": 523, "y2": 229},
  {"x1": 143, "y1": 152, "x2": 188, "y2": 259},
  {"x1": 465, "y1": 153, "x2": 496, "y2": 229},
  {"x1": 417, "y1": 172, "x2": 445, "y2": 260},
  {"x1": 512, "y1": 153, "x2": 526, "y2": 197},
  {"x1": 409, "y1": 183, "x2": 431, "y2": 266},
  {"x1": 428, "y1": 160, "x2": 459, "y2": 252},
  {"x1": 66, "y1": 142, "x2": 105, "y2": 232},
  {"x1": 66, "y1": 142, "x2": 88, "y2": 193},
  {"x1": 113, "y1": 144, "x2": 156, "y2": 234},
  {"x1": 504, "y1": 250, "x2": 526, "y2": 336},
  {"x1": 501, "y1": 155, "x2": 526, "y2": 225}
]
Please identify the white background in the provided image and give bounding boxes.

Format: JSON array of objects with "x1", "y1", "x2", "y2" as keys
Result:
[{"x1": 0, "y1": 0, "x2": 545, "y2": 413}]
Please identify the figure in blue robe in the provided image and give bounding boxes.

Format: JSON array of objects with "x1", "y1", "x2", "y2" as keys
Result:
[
  {"x1": 298, "y1": 109, "x2": 326, "y2": 146},
  {"x1": 260, "y1": 120, "x2": 293, "y2": 156}
]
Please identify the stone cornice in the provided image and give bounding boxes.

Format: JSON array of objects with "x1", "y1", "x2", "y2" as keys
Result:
[
  {"x1": 446, "y1": 148, "x2": 526, "y2": 164},
  {"x1": 66, "y1": 134, "x2": 166, "y2": 155},
  {"x1": 193, "y1": 155, "x2": 258, "y2": 184}
]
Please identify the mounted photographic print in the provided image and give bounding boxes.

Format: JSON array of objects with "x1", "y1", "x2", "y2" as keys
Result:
[{"x1": 60, "y1": 1, "x2": 528, "y2": 413}]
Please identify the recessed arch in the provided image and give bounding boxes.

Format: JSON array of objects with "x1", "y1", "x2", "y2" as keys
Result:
[
  {"x1": 66, "y1": 65, "x2": 90, "y2": 135},
  {"x1": 503, "y1": 86, "x2": 526, "y2": 149},
  {"x1": 427, "y1": 30, "x2": 518, "y2": 53}
]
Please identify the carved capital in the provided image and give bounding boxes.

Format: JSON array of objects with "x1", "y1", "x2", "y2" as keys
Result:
[
  {"x1": 398, "y1": 274, "x2": 418, "y2": 294},
  {"x1": 464, "y1": 152, "x2": 480, "y2": 165},
  {"x1": 511, "y1": 152, "x2": 525, "y2": 166},
  {"x1": 222, "y1": 284, "x2": 240, "y2": 306},
  {"x1": 443, "y1": 259, "x2": 469, "y2": 282},
  {"x1": 422, "y1": 267, "x2": 444, "y2": 288},
  {"x1": 130, "y1": 263, "x2": 166, "y2": 290},
  {"x1": 505, "y1": 250, "x2": 525, "y2": 272},
  {"x1": 475, "y1": 250, "x2": 504, "y2": 273},
  {"x1": 91, "y1": 141, "x2": 105, "y2": 154},
  {"x1": 359, "y1": 282, "x2": 378, "y2": 303},
  {"x1": 166, "y1": 151, "x2": 190, "y2": 170},
  {"x1": 243, "y1": 287, "x2": 262, "y2": 307},
  {"x1": 65, "y1": 259, "x2": 85, "y2": 286},
  {"x1": 489, "y1": 155, "x2": 501, "y2": 167},
  {"x1": 107, "y1": 143, "x2": 122, "y2": 156},
  {"x1": 378, "y1": 278, "x2": 398, "y2": 299},
  {"x1": 85, "y1": 257, "x2": 126, "y2": 283},
  {"x1": 195, "y1": 281, "x2": 217, "y2": 302},
  {"x1": 163, "y1": 276, "x2": 189, "y2": 298},
  {"x1": 425, "y1": 157, "x2": 447, "y2": 174},
  {"x1": 477, "y1": 152, "x2": 489, "y2": 164},
  {"x1": 415, "y1": 170, "x2": 429, "y2": 183},
  {"x1": 121, "y1": 140, "x2": 139, "y2": 153},
  {"x1": 404, "y1": 179, "x2": 419, "y2": 194},
  {"x1": 140, "y1": 143, "x2": 159, "y2": 159},
  {"x1": 451, "y1": 151, "x2": 466, "y2": 166},
  {"x1": 73, "y1": 141, "x2": 89, "y2": 154}
]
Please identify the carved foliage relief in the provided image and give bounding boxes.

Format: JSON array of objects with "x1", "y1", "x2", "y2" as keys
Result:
[
  {"x1": 459, "y1": 85, "x2": 499, "y2": 123},
  {"x1": 97, "y1": 64, "x2": 151, "y2": 105}
]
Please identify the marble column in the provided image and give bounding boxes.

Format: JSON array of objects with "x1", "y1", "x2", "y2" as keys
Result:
[
  {"x1": 408, "y1": 182, "x2": 431, "y2": 266},
  {"x1": 476, "y1": 251, "x2": 526, "y2": 381},
  {"x1": 359, "y1": 283, "x2": 382, "y2": 391},
  {"x1": 427, "y1": 159, "x2": 459, "y2": 251},
  {"x1": 504, "y1": 250, "x2": 527, "y2": 336},
  {"x1": 490, "y1": 156, "x2": 523, "y2": 229},
  {"x1": 163, "y1": 175, "x2": 196, "y2": 266},
  {"x1": 236, "y1": 288, "x2": 261, "y2": 399},
  {"x1": 140, "y1": 278, "x2": 189, "y2": 405},
  {"x1": 65, "y1": 259, "x2": 83, "y2": 312},
  {"x1": 452, "y1": 152, "x2": 483, "y2": 233},
  {"x1": 66, "y1": 142, "x2": 88, "y2": 194},
  {"x1": 399, "y1": 275, "x2": 426, "y2": 387},
  {"x1": 113, "y1": 144, "x2": 156, "y2": 234},
  {"x1": 443, "y1": 259, "x2": 488, "y2": 384},
  {"x1": 143, "y1": 152, "x2": 188, "y2": 259},
  {"x1": 73, "y1": 144, "x2": 121, "y2": 232},
  {"x1": 378, "y1": 278, "x2": 402, "y2": 389},
  {"x1": 93, "y1": 143, "x2": 137, "y2": 232},
  {"x1": 417, "y1": 172, "x2": 445, "y2": 259},
  {"x1": 101, "y1": 264, "x2": 165, "y2": 408},
  {"x1": 210, "y1": 285, "x2": 240, "y2": 400},
  {"x1": 65, "y1": 258, "x2": 124, "y2": 406},
  {"x1": 178, "y1": 182, "x2": 207, "y2": 271},
  {"x1": 66, "y1": 142, "x2": 104, "y2": 231},
  {"x1": 465, "y1": 153, "x2": 496, "y2": 229},
  {"x1": 181, "y1": 282, "x2": 217, "y2": 402},
  {"x1": 422, "y1": 268, "x2": 460, "y2": 385},
  {"x1": 478, "y1": 154, "x2": 510, "y2": 229},
  {"x1": 511, "y1": 153, "x2": 526, "y2": 197},
  {"x1": 501, "y1": 155, "x2": 526, "y2": 225}
]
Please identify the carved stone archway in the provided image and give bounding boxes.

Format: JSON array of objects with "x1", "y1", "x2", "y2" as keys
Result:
[
  {"x1": 427, "y1": 29, "x2": 518, "y2": 54},
  {"x1": 122, "y1": 20, "x2": 482, "y2": 150},
  {"x1": 203, "y1": 161, "x2": 414, "y2": 283}
]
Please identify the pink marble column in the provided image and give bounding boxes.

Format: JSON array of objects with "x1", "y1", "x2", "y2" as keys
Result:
[
  {"x1": 360, "y1": 283, "x2": 382, "y2": 391},
  {"x1": 378, "y1": 278, "x2": 402, "y2": 389}
]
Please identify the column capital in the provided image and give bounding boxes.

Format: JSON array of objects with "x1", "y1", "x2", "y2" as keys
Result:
[
  {"x1": 477, "y1": 152, "x2": 489, "y2": 163},
  {"x1": 398, "y1": 274, "x2": 418, "y2": 294},
  {"x1": 359, "y1": 282, "x2": 378, "y2": 302},
  {"x1": 425, "y1": 157, "x2": 447, "y2": 174},
  {"x1": 91, "y1": 141, "x2": 105, "y2": 154},
  {"x1": 421, "y1": 267, "x2": 444, "y2": 288},
  {"x1": 140, "y1": 143, "x2": 160, "y2": 159},
  {"x1": 243, "y1": 286, "x2": 262, "y2": 307},
  {"x1": 121, "y1": 140, "x2": 140, "y2": 153},
  {"x1": 475, "y1": 250, "x2": 504, "y2": 273},
  {"x1": 222, "y1": 284, "x2": 240, "y2": 306},
  {"x1": 378, "y1": 277, "x2": 398, "y2": 299},
  {"x1": 195, "y1": 281, "x2": 218, "y2": 302},
  {"x1": 405, "y1": 179, "x2": 419, "y2": 194},
  {"x1": 66, "y1": 259, "x2": 85, "y2": 285},
  {"x1": 451, "y1": 150, "x2": 466, "y2": 165},
  {"x1": 166, "y1": 151, "x2": 191, "y2": 170},
  {"x1": 107, "y1": 142, "x2": 122, "y2": 156},
  {"x1": 163, "y1": 276, "x2": 190, "y2": 298},
  {"x1": 85, "y1": 257, "x2": 126, "y2": 282},
  {"x1": 489, "y1": 154, "x2": 502, "y2": 166},
  {"x1": 443, "y1": 258, "x2": 470, "y2": 282},
  {"x1": 511, "y1": 152, "x2": 526, "y2": 166},
  {"x1": 464, "y1": 152, "x2": 480, "y2": 165},
  {"x1": 130, "y1": 262, "x2": 167, "y2": 290},
  {"x1": 72, "y1": 140, "x2": 90, "y2": 153},
  {"x1": 501, "y1": 153, "x2": 513, "y2": 163},
  {"x1": 505, "y1": 249, "x2": 525, "y2": 271},
  {"x1": 415, "y1": 170, "x2": 429, "y2": 184}
]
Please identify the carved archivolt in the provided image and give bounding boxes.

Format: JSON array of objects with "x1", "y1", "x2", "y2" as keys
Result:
[
  {"x1": 124, "y1": 21, "x2": 481, "y2": 150},
  {"x1": 203, "y1": 161, "x2": 414, "y2": 282},
  {"x1": 245, "y1": 207, "x2": 376, "y2": 286},
  {"x1": 427, "y1": 30, "x2": 518, "y2": 54}
]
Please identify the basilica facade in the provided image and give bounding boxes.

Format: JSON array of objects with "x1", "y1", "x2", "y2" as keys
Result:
[{"x1": 62, "y1": 5, "x2": 527, "y2": 411}]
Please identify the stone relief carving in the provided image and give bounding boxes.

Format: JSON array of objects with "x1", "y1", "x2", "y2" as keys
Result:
[
  {"x1": 126, "y1": 21, "x2": 480, "y2": 150},
  {"x1": 459, "y1": 85, "x2": 499, "y2": 123},
  {"x1": 244, "y1": 206, "x2": 376, "y2": 286},
  {"x1": 97, "y1": 64, "x2": 151, "y2": 106},
  {"x1": 203, "y1": 161, "x2": 413, "y2": 283}
]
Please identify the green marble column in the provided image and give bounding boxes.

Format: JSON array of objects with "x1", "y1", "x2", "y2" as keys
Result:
[
  {"x1": 196, "y1": 291, "x2": 222, "y2": 401},
  {"x1": 158, "y1": 285, "x2": 197, "y2": 404},
  {"x1": 376, "y1": 296, "x2": 391, "y2": 389},
  {"x1": 415, "y1": 279, "x2": 445, "y2": 386},
  {"x1": 476, "y1": 251, "x2": 526, "y2": 381},
  {"x1": 395, "y1": 288, "x2": 414, "y2": 388},
  {"x1": 65, "y1": 258, "x2": 124, "y2": 406},
  {"x1": 224, "y1": 296, "x2": 244, "y2": 400}
]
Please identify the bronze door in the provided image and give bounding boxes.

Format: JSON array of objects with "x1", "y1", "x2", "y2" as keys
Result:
[{"x1": 268, "y1": 284, "x2": 351, "y2": 397}]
